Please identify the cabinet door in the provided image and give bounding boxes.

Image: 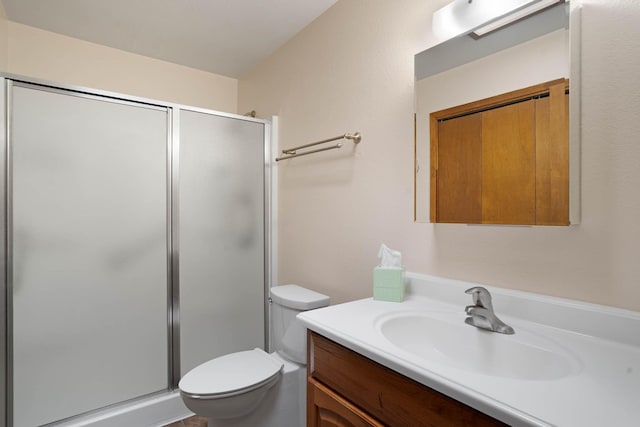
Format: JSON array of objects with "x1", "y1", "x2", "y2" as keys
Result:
[
  {"x1": 308, "y1": 379, "x2": 384, "y2": 427},
  {"x1": 481, "y1": 99, "x2": 536, "y2": 224},
  {"x1": 436, "y1": 113, "x2": 482, "y2": 223}
]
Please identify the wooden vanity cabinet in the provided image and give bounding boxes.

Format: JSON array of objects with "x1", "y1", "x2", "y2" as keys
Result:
[{"x1": 307, "y1": 331, "x2": 507, "y2": 427}]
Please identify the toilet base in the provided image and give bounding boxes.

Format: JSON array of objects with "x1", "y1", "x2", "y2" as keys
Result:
[{"x1": 206, "y1": 353, "x2": 305, "y2": 427}]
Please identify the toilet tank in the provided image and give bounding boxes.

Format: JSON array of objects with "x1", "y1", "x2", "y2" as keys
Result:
[{"x1": 270, "y1": 285, "x2": 330, "y2": 364}]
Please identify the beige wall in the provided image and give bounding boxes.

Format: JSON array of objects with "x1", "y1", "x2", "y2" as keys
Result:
[
  {"x1": 5, "y1": 22, "x2": 237, "y2": 112},
  {"x1": 239, "y1": 0, "x2": 640, "y2": 311},
  {"x1": 0, "y1": 2, "x2": 7, "y2": 72}
]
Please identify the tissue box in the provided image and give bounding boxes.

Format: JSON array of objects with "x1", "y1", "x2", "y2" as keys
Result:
[{"x1": 373, "y1": 267, "x2": 405, "y2": 302}]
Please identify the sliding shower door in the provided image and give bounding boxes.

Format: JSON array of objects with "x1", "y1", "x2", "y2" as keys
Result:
[
  {"x1": 2, "y1": 77, "x2": 270, "y2": 426},
  {"x1": 179, "y1": 110, "x2": 266, "y2": 375},
  {"x1": 9, "y1": 84, "x2": 169, "y2": 426}
]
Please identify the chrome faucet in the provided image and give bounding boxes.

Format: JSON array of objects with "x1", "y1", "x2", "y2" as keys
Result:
[{"x1": 464, "y1": 286, "x2": 514, "y2": 334}]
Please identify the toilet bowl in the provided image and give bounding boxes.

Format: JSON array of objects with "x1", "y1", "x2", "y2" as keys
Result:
[
  {"x1": 179, "y1": 348, "x2": 283, "y2": 419},
  {"x1": 178, "y1": 285, "x2": 330, "y2": 427}
]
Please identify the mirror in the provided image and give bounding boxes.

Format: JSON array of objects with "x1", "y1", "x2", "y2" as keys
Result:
[{"x1": 414, "y1": 0, "x2": 580, "y2": 224}]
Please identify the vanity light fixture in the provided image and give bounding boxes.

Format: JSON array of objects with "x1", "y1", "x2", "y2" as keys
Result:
[
  {"x1": 432, "y1": 0, "x2": 564, "y2": 41},
  {"x1": 471, "y1": 0, "x2": 563, "y2": 37}
]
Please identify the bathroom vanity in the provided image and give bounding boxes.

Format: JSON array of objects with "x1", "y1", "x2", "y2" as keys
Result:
[
  {"x1": 298, "y1": 273, "x2": 640, "y2": 427},
  {"x1": 307, "y1": 331, "x2": 505, "y2": 427}
]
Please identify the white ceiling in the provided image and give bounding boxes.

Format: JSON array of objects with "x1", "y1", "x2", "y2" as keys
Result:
[{"x1": 1, "y1": 0, "x2": 338, "y2": 78}]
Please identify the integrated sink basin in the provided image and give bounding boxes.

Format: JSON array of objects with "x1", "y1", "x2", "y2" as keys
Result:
[
  {"x1": 299, "y1": 272, "x2": 640, "y2": 426},
  {"x1": 376, "y1": 311, "x2": 581, "y2": 380}
]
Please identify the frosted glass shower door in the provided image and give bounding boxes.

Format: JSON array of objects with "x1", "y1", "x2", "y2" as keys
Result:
[
  {"x1": 179, "y1": 111, "x2": 265, "y2": 375},
  {"x1": 10, "y1": 85, "x2": 169, "y2": 426}
]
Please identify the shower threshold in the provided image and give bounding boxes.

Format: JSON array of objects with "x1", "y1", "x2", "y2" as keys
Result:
[{"x1": 47, "y1": 391, "x2": 192, "y2": 427}]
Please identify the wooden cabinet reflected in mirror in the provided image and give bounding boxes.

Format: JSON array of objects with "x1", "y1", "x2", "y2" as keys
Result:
[{"x1": 431, "y1": 79, "x2": 569, "y2": 225}]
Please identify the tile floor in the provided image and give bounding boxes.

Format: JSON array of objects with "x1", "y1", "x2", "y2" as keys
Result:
[{"x1": 164, "y1": 415, "x2": 208, "y2": 427}]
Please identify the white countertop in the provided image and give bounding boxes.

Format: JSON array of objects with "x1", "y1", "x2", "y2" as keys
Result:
[{"x1": 297, "y1": 272, "x2": 640, "y2": 427}]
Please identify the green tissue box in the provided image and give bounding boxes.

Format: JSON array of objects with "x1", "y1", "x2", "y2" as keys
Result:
[{"x1": 373, "y1": 267, "x2": 405, "y2": 302}]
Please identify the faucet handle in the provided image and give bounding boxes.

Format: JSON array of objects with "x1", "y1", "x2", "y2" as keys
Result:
[{"x1": 465, "y1": 286, "x2": 493, "y2": 309}]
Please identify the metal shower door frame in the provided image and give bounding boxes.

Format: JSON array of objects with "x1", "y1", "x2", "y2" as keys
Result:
[{"x1": 0, "y1": 73, "x2": 273, "y2": 427}]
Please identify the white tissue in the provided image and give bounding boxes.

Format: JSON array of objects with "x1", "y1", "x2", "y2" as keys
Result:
[{"x1": 378, "y1": 244, "x2": 402, "y2": 268}]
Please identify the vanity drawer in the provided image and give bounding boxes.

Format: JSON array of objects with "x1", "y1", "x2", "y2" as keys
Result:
[{"x1": 307, "y1": 331, "x2": 506, "y2": 427}]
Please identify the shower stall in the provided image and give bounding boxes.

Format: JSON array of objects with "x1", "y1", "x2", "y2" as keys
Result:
[{"x1": 0, "y1": 76, "x2": 273, "y2": 427}]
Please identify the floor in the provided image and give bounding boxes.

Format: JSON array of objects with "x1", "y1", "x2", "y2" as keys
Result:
[{"x1": 164, "y1": 415, "x2": 208, "y2": 427}]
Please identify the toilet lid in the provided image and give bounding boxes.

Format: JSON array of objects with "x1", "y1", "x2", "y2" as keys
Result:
[
  {"x1": 179, "y1": 348, "x2": 283, "y2": 397},
  {"x1": 270, "y1": 284, "x2": 330, "y2": 310}
]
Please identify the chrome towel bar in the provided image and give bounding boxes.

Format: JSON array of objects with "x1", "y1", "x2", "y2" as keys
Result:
[{"x1": 275, "y1": 132, "x2": 361, "y2": 162}]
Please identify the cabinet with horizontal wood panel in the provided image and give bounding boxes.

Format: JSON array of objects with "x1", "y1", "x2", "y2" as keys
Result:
[
  {"x1": 307, "y1": 331, "x2": 507, "y2": 427},
  {"x1": 308, "y1": 378, "x2": 383, "y2": 427},
  {"x1": 430, "y1": 79, "x2": 569, "y2": 225}
]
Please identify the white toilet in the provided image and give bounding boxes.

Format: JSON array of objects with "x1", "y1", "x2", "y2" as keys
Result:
[{"x1": 178, "y1": 285, "x2": 330, "y2": 427}]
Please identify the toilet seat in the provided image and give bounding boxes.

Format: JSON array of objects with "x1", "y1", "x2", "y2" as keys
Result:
[{"x1": 179, "y1": 348, "x2": 283, "y2": 399}]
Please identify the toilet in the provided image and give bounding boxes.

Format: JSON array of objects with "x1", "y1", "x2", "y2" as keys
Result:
[{"x1": 178, "y1": 285, "x2": 330, "y2": 427}]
